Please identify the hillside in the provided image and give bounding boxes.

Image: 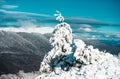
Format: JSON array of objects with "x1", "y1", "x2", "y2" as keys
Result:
[{"x1": 0, "y1": 31, "x2": 51, "y2": 75}]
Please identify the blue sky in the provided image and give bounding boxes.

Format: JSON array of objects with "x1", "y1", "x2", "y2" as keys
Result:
[
  {"x1": 3, "y1": 0, "x2": 120, "y2": 23},
  {"x1": 0, "y1": 0, "x2": 120, "y2": 41}
]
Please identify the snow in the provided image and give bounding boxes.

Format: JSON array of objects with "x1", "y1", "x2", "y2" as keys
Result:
[
  {"x1": 36, "y1": 53, "x2": 120, "y2": 79},
  {"x1": 35, "y1": 11, "x2": 120, "y2": 79},
  {"x1": 0, "y1": 12, "x2": 119, "y2": 79},
  {"x1": 54, "y1": 10, "x2": 64, "y2": 22}
]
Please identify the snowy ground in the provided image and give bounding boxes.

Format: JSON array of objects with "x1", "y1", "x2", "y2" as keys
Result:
[{"x1": 35, "y1": 52, "x2": 120, "y2": 79}]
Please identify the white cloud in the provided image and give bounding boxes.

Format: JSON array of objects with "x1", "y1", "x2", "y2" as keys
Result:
[
  {"x1": 83, "y1": 28, "x2": 92, "y2": 32},
  {"x1": 0, "y1": 9, "x2": 51, "y2": 17},
  {"x1": 91, "y1": 35, "x2": 97, "y2": 39},
  {"x1": 116, "y1": 33, "x2": 120, "y2": 38},
  {"x1": 18, "y1": 20, "x2": 37, "y2": 27},
  {"x1": 78, "y1": 24, "x2": 97, "y2": 32},
  {"x1": 0, "y1": 71, "x2": 39, "y2": 79},
  {"x1": 0, "y1": 26, "x2": 54, "y2": 34},
  {"x1": 1, "y1": 5, "x2": 18, "y2": 9},
  {"x1": 0, "y1": 18, "x2": 54, "y2": 34},
  {"x1": 105, "y1": 35, "x2": 110, "y2": 38},
  {"x1": 79, "y1": 27, "x2": 92, "y2": 32}
]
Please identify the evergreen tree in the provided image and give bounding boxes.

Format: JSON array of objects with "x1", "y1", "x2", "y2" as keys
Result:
[{"x1": 40, "y1": 11, "x2": 74, "y2": 73}]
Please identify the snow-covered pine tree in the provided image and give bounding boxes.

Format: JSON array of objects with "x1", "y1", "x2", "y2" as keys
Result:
[{"x1": 39, "y1": 11, "x2": 74, "y2": 74}]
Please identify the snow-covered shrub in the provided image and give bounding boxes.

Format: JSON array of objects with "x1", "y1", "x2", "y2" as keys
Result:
[{"x1": 74, "y1": 39, "x2": 100, "y2": 65}]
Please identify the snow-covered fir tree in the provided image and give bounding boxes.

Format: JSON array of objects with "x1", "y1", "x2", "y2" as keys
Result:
[
  {"x1": 39, "y1": 11, "x2": 74, "y2": 74},
  {"x1": 35, "y1": 11, "x2": 120, "y2": 79}
]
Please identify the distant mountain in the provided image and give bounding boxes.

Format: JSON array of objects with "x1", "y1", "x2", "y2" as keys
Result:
[{"x1": 0, "y1": 31, "x2": 51, "y2": 75}]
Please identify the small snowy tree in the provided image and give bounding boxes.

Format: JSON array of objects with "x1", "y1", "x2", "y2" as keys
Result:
[{"x1": 39, "y1": 11, "x2": 74, "y2": 73}]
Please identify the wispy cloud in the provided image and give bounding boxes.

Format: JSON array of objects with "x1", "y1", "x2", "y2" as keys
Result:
[
  {"x1": 1, "y1": 5, "x2": 18, "y2": 9},
  {"x1": 0, "y1": 17, "x2": 53, "y2": 34},
  {"x1": 0, "y1": 9, "x2": 119, "y2": 27},
  {"x1": 38, "y1": 17, "x2": 120, "y2": 26},
  {"x1": 78, "y1": 24, "x2": 95, "y2": 32},
  {"x1": 0, "y1": 9, "x2": 52, "y2": 17},
  {"x1": 79, "y1": 27, "x2": 92, "y2": 32},
  {"x1": 72, "y1": 24, "x2": 96, "y2": 33},
  {"x1": 79, "y1": 24, "x2": 92, "y2": 28},
  {"x1": 66, "y1": 17, "x2": 120, "y2": 26},
  {"x1": 0, "y1": 0, "x2": 5, "y2": 3},
  {"x1": 0, "y1": 26, "x2": 54, "y2": 34}
]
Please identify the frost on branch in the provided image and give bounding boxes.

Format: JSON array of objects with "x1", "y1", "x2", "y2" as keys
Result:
[{"x1": 54, "y1": 10, "x2": 64, "y2": 22}]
